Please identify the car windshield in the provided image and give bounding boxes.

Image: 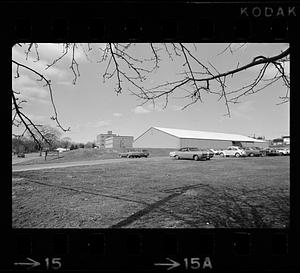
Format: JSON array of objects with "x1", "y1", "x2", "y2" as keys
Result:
[{"x1": 189, "y1": 148, "x2": 199, "y2": 151}]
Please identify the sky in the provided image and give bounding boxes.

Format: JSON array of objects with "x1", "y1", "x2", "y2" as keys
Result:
[{"x1": 12, "y1": 43, "x2": 290, "y2": 143}]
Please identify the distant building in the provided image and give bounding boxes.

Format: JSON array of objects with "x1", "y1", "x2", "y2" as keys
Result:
[
  {"x1": 96, "y1": 131, "x2": 116, "y2": 148},
  {"x1": 272, "y1": 138, "x2": 283, "y2": 146},
  {"x1": 272, "y1": 136, "x2": 290, "y2": 146},
  {"x1": 282, "y1": 136, "x2": 290, "y2": 145},
  {"x1": 133, "y1": 127, "x2": 268, "y2": 149},
  {"x1": 105, "y1": 135, "x2": 134, "y2": 150},
  {"x1": 56, "y1": 148, "x2": 68, "y2": 152}
]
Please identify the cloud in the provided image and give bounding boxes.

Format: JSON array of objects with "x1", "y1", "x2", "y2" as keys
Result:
[
  {"x1": 12, "y1": 74, "x2": 50, "y2": 104},
  {"x1": 113, "y1": 112, "x2": 123, "y2": 117},
  {"x1": 86, "y1": 120, "x2": 111, "y2": 128},
  {"x1": 26, "y1": 114, "x2": 47, "y2": 123},
  {"x1": 12, "y1": 45, "x2": 69, "y2": 79},
  {"x1": 35, "y1": 43, "x2": 90, "y2": 63},
  {"x1": 132, "y1": 103, "x2": 182, "y2": 114},
  {"x1": 21, "y1": 87, "x2": 48, "y2": 99},
  {"x1": 146, "y1": 101, "x2": 183, "y2": 112},
  {"x1": 230, "y1": 100, "x2": 255, "y2": 120},
  {"x1": 11, "y1": 74, "x2": 34, "y2": 88},
  {"x1": 218, "y1": 100, "x2": 255, "y2": 123},
  {"x1": 56, "y1": 80, "x2": 73, "y2": 86},
  {"x1": 132, "y1": 106, "x2": 151, "y2": 114},
  {"x1": 145, "y1": 103, "x2": 164, "y2": 112},
  {"x1": 247, "y1": 58, "x2": 289, "y2": 79},
  {"x1": 169, "y1": 105, "x2": 182, "y2": 111},
  {"x1": 34, "y1": 43, "x2": 64, "y2": 59},
  {"x1": 265, "y1": 61, "x2": 290, "y2": 78}
]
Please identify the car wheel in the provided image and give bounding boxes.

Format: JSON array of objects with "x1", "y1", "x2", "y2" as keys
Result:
[
  {"x1": 193, "y1": 155, "x2": 199, "y2": 161},
  {"x1": 127, "y1": 155, "x2": 131, "y2": 158},
  {"x1": 220, "y1": 152, "x2": 224, "y2": 157},
  {"x1": 175, "y1": 155, "x2": 179, "y2": 160},
  {"x1": 249, "y1": 153, "x2": 254, "y2": 157},
  {"x1": 235, "y1": 153, "x2": 240, "y2": 158}
]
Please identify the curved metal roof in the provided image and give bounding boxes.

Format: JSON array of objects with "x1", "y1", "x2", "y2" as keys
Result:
[{"x1": 154, "y1": 127, "x2": 266, "y2": 143}]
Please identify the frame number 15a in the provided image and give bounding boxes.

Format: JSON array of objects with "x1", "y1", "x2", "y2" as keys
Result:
[{"x1": 183, "y1": 257, "x2": 212, "y2": 270}]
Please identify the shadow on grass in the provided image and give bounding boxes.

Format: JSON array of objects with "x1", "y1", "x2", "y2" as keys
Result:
[
  {"x1": 121, "y1": 184, "x2": 290, "y2": 228},
  {"x1": 162, "y1": 184, "x2": 290, "y2": 228}
]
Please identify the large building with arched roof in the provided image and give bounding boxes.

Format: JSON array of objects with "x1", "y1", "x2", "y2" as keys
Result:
[{"x1": 133, "y1": 127, "x2": 268, "y2": 149}]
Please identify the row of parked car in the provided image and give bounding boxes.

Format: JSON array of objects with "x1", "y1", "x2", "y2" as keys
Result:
[
  {"x1": 118, "y1": 146, "x2": 290, "y2": 160},
  {"x1": 169, "y1": 146, "x2": 290, "y2": 161},
  {"x1": 212, "y1": 146, "x2": 290, "y2": 157}
]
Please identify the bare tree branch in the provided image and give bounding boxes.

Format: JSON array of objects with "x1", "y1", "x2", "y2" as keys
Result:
[
  {"x1": 12, "y1": 60, "x2": 70, "y2": 135},
  {"x1": 70, "y1": 43, "x2": 80, "y2": 84},
  {"x1": 12, "y1": 43, "x2": 289, "y2": 144}
]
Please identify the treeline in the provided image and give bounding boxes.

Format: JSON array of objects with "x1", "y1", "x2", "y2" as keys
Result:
[
  {"x1": 69, "y1": 142, "x2": 96, "y2": 150},
  {"x1": 12, "y1": 126, "x2": 98, "y2": 156},
  {"x1": 12, "y1": 137, "x2": 97, "y2": 154}
]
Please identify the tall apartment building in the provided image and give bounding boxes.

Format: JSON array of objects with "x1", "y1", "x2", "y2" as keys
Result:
[{"x1": 96, "y1": 131, "x2": 116, "y2": 148}]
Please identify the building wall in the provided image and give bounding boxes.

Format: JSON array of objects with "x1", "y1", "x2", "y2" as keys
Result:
[
  {"x1": 283, "y1": 136, "x2": 290, "y2": 145},
  {"x1": 180, "y1": 138, "x2": 232, "y2": 149},
  {"x1": 105, "y1": 136, "x2": 134, "y2": 149},
  {"x1": 96, "y1": 132, "x2": 116, "y2": 148},
  {"x1": 133, "y1": 127, "x2": 268, "y2": 149},
  {"x1": 133, "y1": 127, "x2": 180, "y2": 148},
  {"x1": 272, "y1": 138, "x2": 284, "y2": 146},
  {"x1": 241, "y1": 141, "x2": 268, "y2": 148},
  {"x1": 180, "y1": 138, "x2": 268, "y2": 149}
]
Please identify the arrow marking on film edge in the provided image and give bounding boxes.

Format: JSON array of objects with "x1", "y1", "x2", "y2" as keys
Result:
[
  {"x1": 154, "y1": 258, "x2": 180, "y2": 271},
  {"x1": 14, "y1": 257, "x2": 40, "y2": 269}
]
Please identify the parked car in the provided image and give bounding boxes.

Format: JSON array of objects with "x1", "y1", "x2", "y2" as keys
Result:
[
  {"x1": 119, "y1": 149, "x2": 149, "y2": 158},
  {"x1": 219, "y1": 146, "x2": 246, "y2": 157},
  {"x1": 169, "y1": 147, "x2": 214, "y2": 161},
  {"x1": 209, "y1": 149, "x2": 222, "y2": 155},
  {"x1": 17, "y1": 152, "x2": 25, "y2": 158},
  {"x1": 261, "y1": 147, "x2": 281, "y2": 156},
  {"x1": 244, "y1": 147, "x2": 263, "y2": 157},
  {"x1": 277, "y1": 148, "x2": 290, "y2": 156}
]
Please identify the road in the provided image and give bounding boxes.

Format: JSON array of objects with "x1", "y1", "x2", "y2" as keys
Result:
[{"x1": 12, "y1": 156, "x2": 166, "y2": 172}]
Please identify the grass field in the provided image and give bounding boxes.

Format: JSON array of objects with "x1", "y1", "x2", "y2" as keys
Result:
[
  {"x1": 12, "y1": 148, "x2": 175, "y2": 165},
  {"x1": 12, "y1": 156, "x2": 289, "y2": 228}
]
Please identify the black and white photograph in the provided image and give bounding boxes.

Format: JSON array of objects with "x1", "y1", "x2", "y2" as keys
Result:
[{"x1": 12, "y1": 43, "x2": 290, "y2": 229}]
